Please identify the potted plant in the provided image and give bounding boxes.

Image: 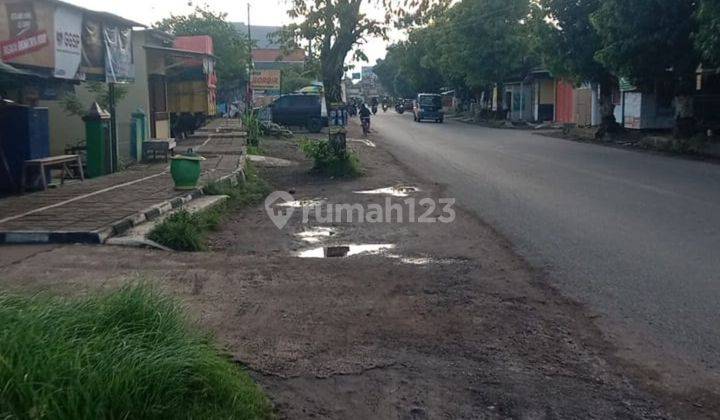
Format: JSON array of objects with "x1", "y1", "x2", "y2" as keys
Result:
[{"x1": 170, "y1": 149, "x2": 205, "y2": 190}]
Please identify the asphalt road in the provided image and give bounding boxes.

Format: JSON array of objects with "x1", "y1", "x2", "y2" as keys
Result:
[{"x1": 371, "y1": 111, "x2": 720, "y2": 377}]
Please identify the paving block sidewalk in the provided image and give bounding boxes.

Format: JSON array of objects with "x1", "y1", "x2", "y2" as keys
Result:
[{"x1": 0, "y1": 122, "x2": 246, "y2": 245}]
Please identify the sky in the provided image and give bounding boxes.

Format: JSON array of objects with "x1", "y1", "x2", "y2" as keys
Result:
[{"x1": 63, "y1": 0, "x2": 395, "y2": 69}]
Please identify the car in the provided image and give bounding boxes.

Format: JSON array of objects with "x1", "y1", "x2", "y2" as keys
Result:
[
  {"x1": 413, "y1": 93, "x2": 444, "y2": 123},
  {"x1": 269, "y1": 94, "x2": 328, "y2": 133}
]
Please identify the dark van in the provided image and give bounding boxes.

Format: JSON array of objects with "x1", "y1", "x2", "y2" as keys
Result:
[
  {"x1": 269, "y1": 94, "x2": 327, "y2": 133},
  {"x1": 413, "y1": 93, "x2": 444, "y2": 123}
]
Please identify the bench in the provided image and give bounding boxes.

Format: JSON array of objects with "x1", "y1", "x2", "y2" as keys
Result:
[
  {"x1": 21, "y1": 154, "x2": 84, "y2": 192},
  {"x1": 142, "y1": 138, "x2": 176, "y2": 162}
]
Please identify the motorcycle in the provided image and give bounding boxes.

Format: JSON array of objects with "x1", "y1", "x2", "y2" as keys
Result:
[
  {"x1": 382, "y1": 104, "x2": 388, "y2": 113},
  {"x1": 371, "y1": 105, "x2": 378, "y2": 115},
  {"x1": 361, "y1": 116, "x2": 371, "y2": 137},
  {"x1": 395, "y1": 104, "x2": 405, "y2": 114}
]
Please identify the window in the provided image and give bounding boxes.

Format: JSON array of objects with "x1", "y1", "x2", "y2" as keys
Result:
[{"x1": 418, "y1": 95, "x2": 441, "y2": 107}]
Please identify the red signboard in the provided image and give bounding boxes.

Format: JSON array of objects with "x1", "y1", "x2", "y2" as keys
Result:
[{"x1": 1, "y1": 30, "x2": 48, "y2": 60}]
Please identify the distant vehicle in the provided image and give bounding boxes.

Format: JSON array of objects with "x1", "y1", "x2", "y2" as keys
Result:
[
  {"x1": 395, "y1": 102, "x2": 405, "y2": 114},
  {"x1": 413, "y1": 93, "x2": 444, "y2": 123},
  {"x1": 269, "y1": 94, "x2": 327, "y2": 133},
  {"x1": 402, "y1": 99, "x2": 414, "y2": 112}
]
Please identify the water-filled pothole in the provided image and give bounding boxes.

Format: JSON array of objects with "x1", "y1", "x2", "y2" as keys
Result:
[
  {"x1": 354, "y1": 186, "x2": 419, "y2": 197},
  {"x1": 297, "y1": 244, "x2": 396, "y2": 258},
  {"x1": 296, "y1": 227, "x2": 337, "y2": 243},
  {"x1": 275, "y1": 198, "x2": 326, "y2": 208}
]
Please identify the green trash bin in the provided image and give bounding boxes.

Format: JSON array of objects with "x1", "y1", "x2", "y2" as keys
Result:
[{"x1": 170, "y1": 151, "x2": 206, "y2": 190}]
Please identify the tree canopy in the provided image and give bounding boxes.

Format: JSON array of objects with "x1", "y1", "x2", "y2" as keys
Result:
[
  {"x1": 591, "y1": 0, "x2": 698, "y2": 92},
  {"x1": 155, "y1": 6, "x2": 250, "y2": 90},
  {"x1": 696, "y1": 0, "x2": 720, "y2": 67}
]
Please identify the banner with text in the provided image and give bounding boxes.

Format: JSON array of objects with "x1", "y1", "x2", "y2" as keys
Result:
[{"x1": 53, "y1": 7, "x2": 82, "y2": 80}]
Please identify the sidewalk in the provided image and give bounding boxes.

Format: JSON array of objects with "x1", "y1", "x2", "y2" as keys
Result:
[{"x1": 0, "y1": 119, "x2": 246, "y2": 244}]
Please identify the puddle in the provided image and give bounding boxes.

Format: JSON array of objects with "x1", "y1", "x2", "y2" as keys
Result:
[
  {"x1": 354, "y1": 186, "x2": 419, "y2": 198},
  {"x1": 296, "y1": 227, "x2": 337, "y2": 243},
  {"x1": 297, "y1": 244, "x2": 396, "y2": 258},
  {"x1": 387, "y1": 254, "x2": 468, "y2": 266},
  {"x1": 275, "y1": 198, "x2": 326, "y2": 208},
  {"x1": 348, "y1": 138, "x2": 377, "y2": 148}
]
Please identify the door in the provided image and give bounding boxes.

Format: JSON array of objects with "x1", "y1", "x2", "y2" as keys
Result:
[{"x1": 575, "y1": 88, "x2": 592, "y2": 127}]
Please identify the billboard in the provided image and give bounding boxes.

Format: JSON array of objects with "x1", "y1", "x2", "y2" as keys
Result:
[{"x1": 251, "y1": 69, "x2": 281, "y2": 91}]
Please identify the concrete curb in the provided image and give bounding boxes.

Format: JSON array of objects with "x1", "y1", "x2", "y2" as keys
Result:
[{"x1": 0, "y1": 160, "x2": 246, "y2": 246}]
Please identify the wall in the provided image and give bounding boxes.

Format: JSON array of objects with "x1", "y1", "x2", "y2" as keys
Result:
[
  {"x1": 555, "y1": 80, "x2": 574, "y2": 124},
  {"x1": 618, "y1": 91, "x2": 675, "y2": 130},
  {"x1": 39, "y1": 30, "x2": 151, "y2": 161}
]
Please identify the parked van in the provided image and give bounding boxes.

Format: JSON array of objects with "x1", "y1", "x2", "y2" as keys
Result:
[{"x1": 413, "y1": 93, "x2": 444, "y2": 123}]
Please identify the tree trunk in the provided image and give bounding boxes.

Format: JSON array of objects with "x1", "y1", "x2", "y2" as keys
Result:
[
  {"x1": 322, "y1": 59, "x2": 346, "y2": 156},
  {"x1": 596, "y1": 80, "x2": 620, "y2": 139},
  {"x1": 673, "y1": 94, "x2": 695, "y2": 138}
]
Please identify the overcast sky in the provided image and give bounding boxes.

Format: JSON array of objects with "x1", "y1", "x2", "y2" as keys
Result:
[{"x1": 63, "y1": 0, "x2": 395, "y2": 70}]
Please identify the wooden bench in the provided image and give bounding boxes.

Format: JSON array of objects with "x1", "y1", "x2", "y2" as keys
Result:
[
  {"x1": 142, "y1": 138, "x2": 176, "y2": 162},
  {"x1": 21, "y1": 154, "x2": 84, "y2": 192}
]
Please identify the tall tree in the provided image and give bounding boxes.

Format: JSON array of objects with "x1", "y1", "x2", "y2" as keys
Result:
[
  {"x1": 438, "y1": 0, "x2": 534, "y2": 114},
  {"x1": 279, "y1": 0, "x2": 450, "y2": 105},
  {"x1": 533, "y1": 0, "x2": 619, "y2": 131},
  {"x1": 696, "y1": 0, "x2": 720, "y2": 67},
  {"x1": 591, "y1": 0, "x2": 698, "y2": 134},
  {"x1": 155, "y1": 6, "x2": 250, "y2": 90}
]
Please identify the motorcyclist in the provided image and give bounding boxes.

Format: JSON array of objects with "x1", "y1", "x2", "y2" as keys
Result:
[
  {"x1": 370, "y1": 97, "x2": 379, "y2": 114},
  {"x1": 381, "y1": 96, "x2": 389, "y2": 112},
  {"x1": 359, "y1": 103, "x2": 371, "y2": 134}
]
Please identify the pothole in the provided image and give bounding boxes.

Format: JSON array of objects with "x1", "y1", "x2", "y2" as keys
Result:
[
  {"x1": 297, "y1": 244, "x2": 396, "y2": 258},
  {"x1": 296, "y1": 227, "x2": 337, "y2": 243},
  {"x1": 354, "y1": 186, "x2": 420, "y2": 198}
]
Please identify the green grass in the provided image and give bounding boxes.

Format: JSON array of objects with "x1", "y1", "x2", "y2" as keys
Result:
[
  {"x1": 246, "y1": 146, "x2": 264, "y2": 156},
  {"x1": 0, "y1": 284, "x2": 273, "y2": 420},
  {"x1": 149, "y1": 163, "x2": 271, "y2": 252},
  {"x1": 298, "y1": 138, "x2": 362, "y2": 178}
]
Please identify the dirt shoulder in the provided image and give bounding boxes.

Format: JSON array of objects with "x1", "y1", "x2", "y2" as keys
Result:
[{"x1": 0, "y1": 122, "x2": 717, "y2": 419}]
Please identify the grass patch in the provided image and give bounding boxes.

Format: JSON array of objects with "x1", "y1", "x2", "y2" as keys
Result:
[
  {"x1": 149, "y1": 163, "x2": 271, "y2": 252},
  {"x1": 0, "y1": 284, "x2": 273, "y2": 419},
  {"x1": 299, "y1": 138, "x2": 362, "y2": 178},
  {"x1": 246, "y1": 146, "x2": 264, "y2": 156}
]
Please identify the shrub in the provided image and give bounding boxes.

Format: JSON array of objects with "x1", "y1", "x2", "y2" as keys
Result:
[
  {"x1": 241, "y1": 111, "x2": 262, "y2": 148},
  {"x1": 0, "y1": 284, "x2": 273, "y2": 420},
  {"x1": 299, "y1": 138, "x2": 362, "y2": 178}
]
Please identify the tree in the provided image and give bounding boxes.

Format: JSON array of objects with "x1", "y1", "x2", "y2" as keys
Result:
[
  {"x1": 281, "y1": 64, "x2": 316, "y2": 94},
  {"x1": 155, "y1": 6, "x2": 250, "y2": 90},
  {"x1": 696, "y1": 0, "x2": 720, "y2": 67},
  {"x1": 437, "y1": 0, "x2": 534, "y2": 115},
  {"x1": 591, "y1": 0, "x2": 698, "y2": 134},
  {"x1": 277, "y1": 0, "x2": 449, "y2": 154},
  {"x1": 533, "y1": 0, "x2": 619, "y2": 131},
  {"x1": 374, "y1": 26, "x2": 446, "y2": 98}
]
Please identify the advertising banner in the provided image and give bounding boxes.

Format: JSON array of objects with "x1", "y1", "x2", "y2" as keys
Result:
[
  {"x1": 251, "y1": 69, "x2": 281, "y2": 91},
  {"x1": 104, "y1": 25, "x2": 133, "y2": 82},
  {"x1": 81, "y1": 18, "x2": 104, "y2": 75},
  {"x1": 0, "y1": 1, "x2": 49, "y2": 62},
  {"x1": 53, "y1": 7, "x2": 82, "y2": 79}
]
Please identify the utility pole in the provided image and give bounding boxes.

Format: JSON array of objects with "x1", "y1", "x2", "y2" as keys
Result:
[{"x1": 246, "y1": 2, "x2": 253, "y2": 110}]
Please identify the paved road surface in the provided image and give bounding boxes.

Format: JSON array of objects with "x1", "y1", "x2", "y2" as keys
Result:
[{"x1": 372, "y1": 112, "x2": 720, "y2": 376}]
